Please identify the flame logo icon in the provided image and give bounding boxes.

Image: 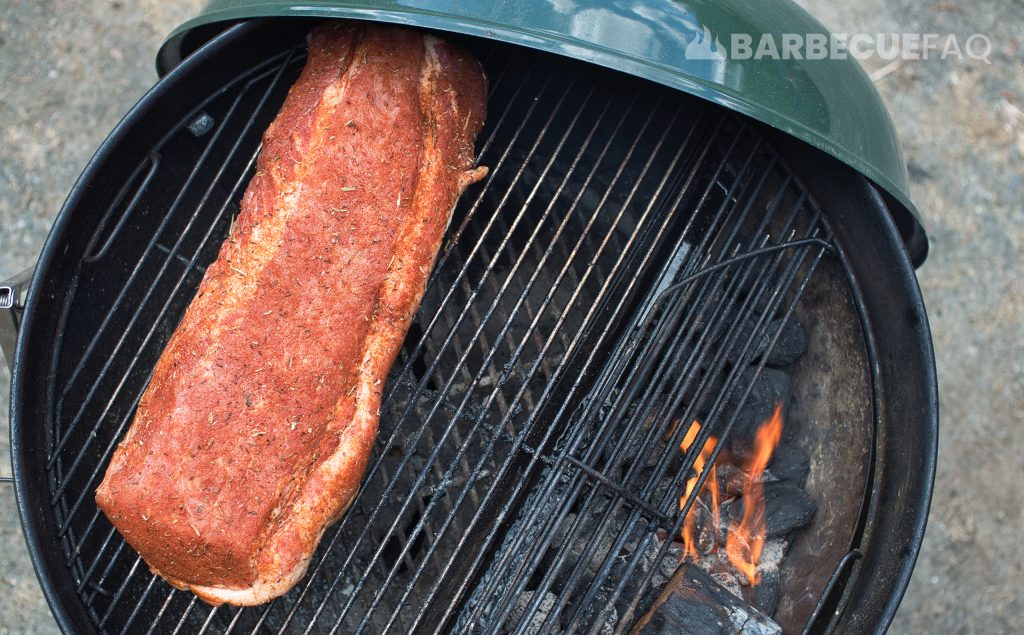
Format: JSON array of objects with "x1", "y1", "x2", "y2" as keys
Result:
[{"x1": 685, "y1": 25, "x2": 726, "y2": 61}]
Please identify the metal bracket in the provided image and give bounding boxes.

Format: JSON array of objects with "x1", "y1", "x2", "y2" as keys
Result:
[{"x1": 1, "y1": 266, "x2": 34, "y2": 371}]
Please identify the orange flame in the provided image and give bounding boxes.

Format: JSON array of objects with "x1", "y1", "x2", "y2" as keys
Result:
[
  {"x1": 679, "y1": 421, "x2": 718, "y2": 560},
  {"x1": 724, "y1": 404, "x2": 784, "y2": 585}
]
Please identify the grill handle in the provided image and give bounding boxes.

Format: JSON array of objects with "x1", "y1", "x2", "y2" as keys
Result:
[{"x1": 0, "y1": 266, "x2": 34, "y2": 371}]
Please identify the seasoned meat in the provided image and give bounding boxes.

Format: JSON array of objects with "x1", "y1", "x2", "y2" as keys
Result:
[{"x1": 95, "y1": 22, "x2": 487, "y2": 606}]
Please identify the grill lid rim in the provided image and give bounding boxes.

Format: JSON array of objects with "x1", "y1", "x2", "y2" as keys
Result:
[{"x1": 155, "y1": 5, "x2": 926, "y2": 266}]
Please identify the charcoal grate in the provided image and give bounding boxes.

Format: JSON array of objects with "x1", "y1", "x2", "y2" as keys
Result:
[{"x1": 43, "y1": 30, "x2": 840, "y2": 635}]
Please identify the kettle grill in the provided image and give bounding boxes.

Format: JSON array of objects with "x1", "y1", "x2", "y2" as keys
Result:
[{"x1": 3, "y1": 3, "x2": 936, "y2": 633}]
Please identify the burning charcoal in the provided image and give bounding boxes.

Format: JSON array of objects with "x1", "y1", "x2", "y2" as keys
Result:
[
  {"x1": 715, "y1": 499, "x2": 738, "y2": 546},
  {"x1": 583, "y1": 518, "x2": 655, "y2": 607},
  {"x1": 656, "y1": 541, "x2": 684, "y2": 584},
  {"x1": 753, "y1": 567, "x2": 780, "y2": 616},
  {"x1": 717, "y1": 462, "x2": 751, "y2": 496},
  {"x1": 592, "y1": 530, "x2": 619, "y2": 574},
  {"x1": 692, "y1": 504, "x2": 720, "y2": 556},
  {"x1": 757, "y1": 539, "x2": 786, "y2": 571},
  {"x1": 722, "y1": 368, "x2": 791, "y2": 452},
  {"x1": 631, "y1": 563, "x2": 781, "y2": 635},
  {"x1": 508, "y1": 590, "x2": 559, "y2": 635},
  {"x1": 709, "y1": 565, "x2": 744, "y2": 600},
  {"x1": 756, "y1": 482, "x2": 816, "y2": 539},
  {"x1": 764, "y1": 317, "x2": 806, "y2": 367},
  {"x1": 622, "y1": 525, "x2": 657, "y2": 566},
  {"x1": 765, "y1": 443, "x2": 810, "y2": 487},
  {"x1": 750, "y1": 540, "x2": 785, "y2": 615}
]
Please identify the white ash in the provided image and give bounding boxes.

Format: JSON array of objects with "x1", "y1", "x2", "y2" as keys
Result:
[
  {"x1": 757, "y1": 539, "x2": 785, "y2": 573},
  {"x1": 508, "y1": 591, "x2": 558, "y2": 635}
]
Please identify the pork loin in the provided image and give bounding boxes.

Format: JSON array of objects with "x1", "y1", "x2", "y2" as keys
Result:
[{"x1": 95, "y1": 22, "x2": 487, "y2": 606}]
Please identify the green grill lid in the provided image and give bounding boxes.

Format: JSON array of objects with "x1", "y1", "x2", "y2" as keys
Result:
[{"x1": 159, "y1": 0, "x2": 927, "y2": 263}]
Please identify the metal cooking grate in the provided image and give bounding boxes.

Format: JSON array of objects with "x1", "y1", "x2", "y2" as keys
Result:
[{"x1": 45, "y1": 34, "x2": 836, "y2": 634}]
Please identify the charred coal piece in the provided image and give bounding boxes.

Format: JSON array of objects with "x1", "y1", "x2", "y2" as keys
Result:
[
  {"x1": 722, "y1": 367, "x2": 791, "y2": 452},
  {"x1": 630, "y1": 395, "x2": 678, "y2": 472},
  {"x1": 728, "y1": 482, "x2": 816, "y2": 540},
  {"x1": 721, "y1": 315, "x2": 804, "y2": 368},
  {"x1": 682, "y1": 367, "x2": 729, "y2": 419},
  {"x1": 764, "y1": 316, "x2": 806, "y2": 367},
  {"x1": 717, "y1": 462, "x2": 749, "y2": 497},
  {"x1": 721, "y1": 316, "x2": 770, "y2": 366},
  {"x1": 673, "y1": 320, "x2": 803, "y2": 423},
  {"x1": 631, "y1": 563, "x2": 781, "y2": 635},
  {"x1": 765, "y1": 443, "x2": 810, "y2": 487},
  {"x1": 762, "y1": 483, "x2": 816, "y2": 539},
  {"x1": 753, "y1": 566, "x2": 781, "y2": 616}
]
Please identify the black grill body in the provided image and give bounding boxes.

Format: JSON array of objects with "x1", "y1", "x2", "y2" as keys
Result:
[{"x1": 10, "y1": 19, "x2": 936, "y2": 634}]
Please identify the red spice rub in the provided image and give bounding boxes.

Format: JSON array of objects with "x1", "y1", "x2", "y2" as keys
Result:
[{"x1": 95, "y1": 22, "x2": 487, "y2": 606}]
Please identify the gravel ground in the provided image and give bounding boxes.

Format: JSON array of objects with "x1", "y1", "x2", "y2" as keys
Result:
[
  {"x1": 1, "y1": 1, "x2": 1021, "y2": 633},
  {"x1": 793, "y1": 6, "x2": 1024, "y2": 633},
  {"x1": 0, "y1": 2, "x2": 205, "y2": 633}
]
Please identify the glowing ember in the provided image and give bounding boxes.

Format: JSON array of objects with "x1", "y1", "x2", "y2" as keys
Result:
[
  {"x1": 725, "y1": 403, "x2": 784, "y2": 585},
  {"x1": 678, "y1": 403, "x2": 785, "y2": 587}
]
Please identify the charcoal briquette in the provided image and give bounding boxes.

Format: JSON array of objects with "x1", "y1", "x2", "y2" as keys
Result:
[
  {"x1": 717, "y1": 462, "x2": 750, "y2": 496},
  {"x1": 722, "y1": 367, "x2": 791, "y2": 450},
  {"x1": 765, "y1": 443, "x2": 810, "y2": 487},
  {"x1": 673, "y1": 366, "x2": 727, "y2": 420},
  {"x1": 727, "y1": 482, "x2": 815, "y2": 539},
  {"x1": 764, "y1": 316, "x2": 806, "y2": 367},
  {"x1": 762, "y1": 482, "x2": 816, "y2": 538},
  {"x1": 753, "y1": 567, "x2": 780, "y2": 616}
]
